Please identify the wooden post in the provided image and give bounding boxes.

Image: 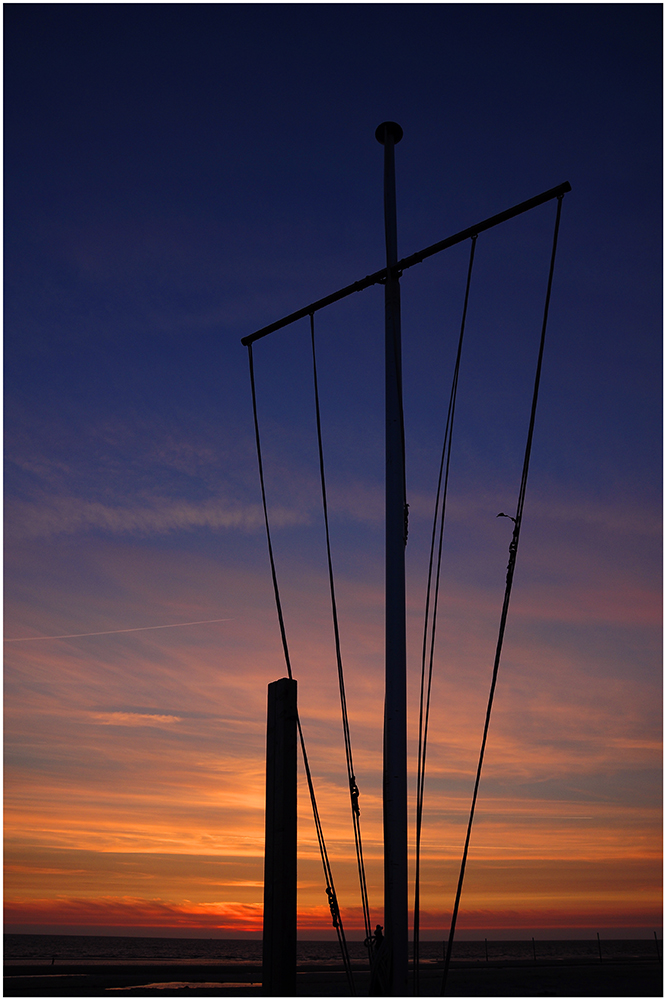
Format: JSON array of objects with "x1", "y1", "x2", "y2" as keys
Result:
[{"x1": 263, "y1": 677, "x2": 297, "y2": 996}]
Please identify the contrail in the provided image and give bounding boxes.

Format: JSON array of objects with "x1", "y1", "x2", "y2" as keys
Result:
[{"x1": 4, "y1": 618, "x2": 234, "y2": 642}]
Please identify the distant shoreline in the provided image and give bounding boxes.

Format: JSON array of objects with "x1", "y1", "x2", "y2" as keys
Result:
[
  {"x1": 4, "y1": 957, "x2": 663, "y2": 997},
  {"x1": 5, "y1": 933, "x2": 662, "y2": 996}
]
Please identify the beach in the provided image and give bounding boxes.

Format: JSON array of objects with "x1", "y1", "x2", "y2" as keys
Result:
[{"x1": 4, "y1": 958, "x2": 662, "y2": 996}]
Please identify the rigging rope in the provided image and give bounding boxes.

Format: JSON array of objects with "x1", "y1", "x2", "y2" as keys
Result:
[
  {"x1": 297, "y1": 713, "x2": 356, "y2": 994},
  {"x1": 248, "y1": 343, "x2": 293, "y2": 680},
  {"x1": 440, "y1": 194, "x2": 565, "y2": 996},
  {"x1": 413, "y1": 235, "x2": 477, "y2": 994},
  {"x1": 247, "y1": 343, "x2": 356, "y2": 994},
  {"x1": 309, "y1": 313, "x2": 374, "y2": 958}
]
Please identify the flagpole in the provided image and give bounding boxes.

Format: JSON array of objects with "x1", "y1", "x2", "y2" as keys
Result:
[{"x1": 376, "y1": 120, "x2": 408, "y2": 997}]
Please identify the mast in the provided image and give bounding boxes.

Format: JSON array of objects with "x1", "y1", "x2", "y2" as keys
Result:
[
  {"x1": 242, "y1": 120, "x2": 570, "y2": 992},
  {"x1": 376, "y1": 120, "x2": 408, "y2": 997}
]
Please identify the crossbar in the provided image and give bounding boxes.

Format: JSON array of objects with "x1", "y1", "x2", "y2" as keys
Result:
[{"x1": 241, "y1": 181, "x2": 570, "y2": 346}]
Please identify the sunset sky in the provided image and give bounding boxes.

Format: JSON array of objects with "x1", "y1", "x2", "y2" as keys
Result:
[{"x1": 4, "y1": 5, "x2": 661, "y2": 940}]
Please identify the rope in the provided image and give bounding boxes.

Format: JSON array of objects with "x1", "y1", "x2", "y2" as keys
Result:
[
  {"x1": 247, "y1": 344, "x2": 356, "y2": 994},
  {"x1": 309, "y1": 313, "x2": 374, "y2": 957},
  {"x1": 413, "y1": 236, "x2": 477, "y2": 994},
  {"x1": 298, "y1": 713, "x2": 356, "y2": 994},
  {"x1": 440, "y1": 194, "x2": 564, "y2": 996},
  {"x1": 248, "y1": 343, "x2": 293, "y2": 681}
]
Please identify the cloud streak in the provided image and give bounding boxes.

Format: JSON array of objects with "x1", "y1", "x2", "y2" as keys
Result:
[
  {"x1": 4, "y1": 618, "x2": 234, "y2": 642},
  {"x1": 5, "y1": 497, "x2": 302, "y2": 541}
]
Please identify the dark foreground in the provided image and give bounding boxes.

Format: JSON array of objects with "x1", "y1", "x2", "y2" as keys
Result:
[{"x1": 4, "y1": 958, "x2": 662, "y2": 997}]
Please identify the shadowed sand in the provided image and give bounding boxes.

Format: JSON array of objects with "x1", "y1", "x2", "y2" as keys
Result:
[{"x1": 3, "y1": 959, "x2": 662, "y2": 996}]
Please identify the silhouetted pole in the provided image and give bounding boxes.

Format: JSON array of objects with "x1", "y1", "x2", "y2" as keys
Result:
[
  {"x1": 263, "y1": 678, "x2": 297, "y2": 996},
  {"x1": 376, "y1": 119, "x2": 408, "y2": 997}
]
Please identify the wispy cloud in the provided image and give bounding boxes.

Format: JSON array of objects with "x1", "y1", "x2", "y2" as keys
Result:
[
  {"x1": 4, "y1": 496, "x2": 302, "y2": 540},
  {"x1": 90, "y1": 712, "x2": 183, "y2": 727},
  {"x1": 4, "y1": 618, "x2": 234, "y2": 642},
  {"x1": 3, "y1": 895, "x2": 265, "y2": 932}
]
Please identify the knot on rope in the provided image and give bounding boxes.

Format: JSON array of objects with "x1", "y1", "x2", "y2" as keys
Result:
[
  {"x1": 497, "y1": 512, "x2": 520, "y2": 583},
  {"x1": 326, "y1": 885, "x2": 341, "y2": 928},
  {"x1": 349, "y1": 777, "x2": 360, "y2": 816},
  {"x1": 506, "y1": 519, "x2": 521, "y2": 582}
]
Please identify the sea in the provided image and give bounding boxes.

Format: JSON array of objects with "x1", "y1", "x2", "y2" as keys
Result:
[{"x1": 3, "y1": 933, "x2": 660, "y2": 967}]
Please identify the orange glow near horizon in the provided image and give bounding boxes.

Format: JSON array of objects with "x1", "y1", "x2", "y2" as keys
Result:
[{"x1": 4, "y1": 488, "x2": 662, "y2": 939}]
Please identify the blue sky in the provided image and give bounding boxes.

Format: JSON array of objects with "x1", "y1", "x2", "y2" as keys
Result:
[{"x1": 4, "y1": 4, "x2": 661, "y2": 937}]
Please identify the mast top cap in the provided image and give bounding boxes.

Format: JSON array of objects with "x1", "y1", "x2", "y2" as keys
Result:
[{"x1": 375, "y1": 121, "x2": 403, "y2": 145}]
